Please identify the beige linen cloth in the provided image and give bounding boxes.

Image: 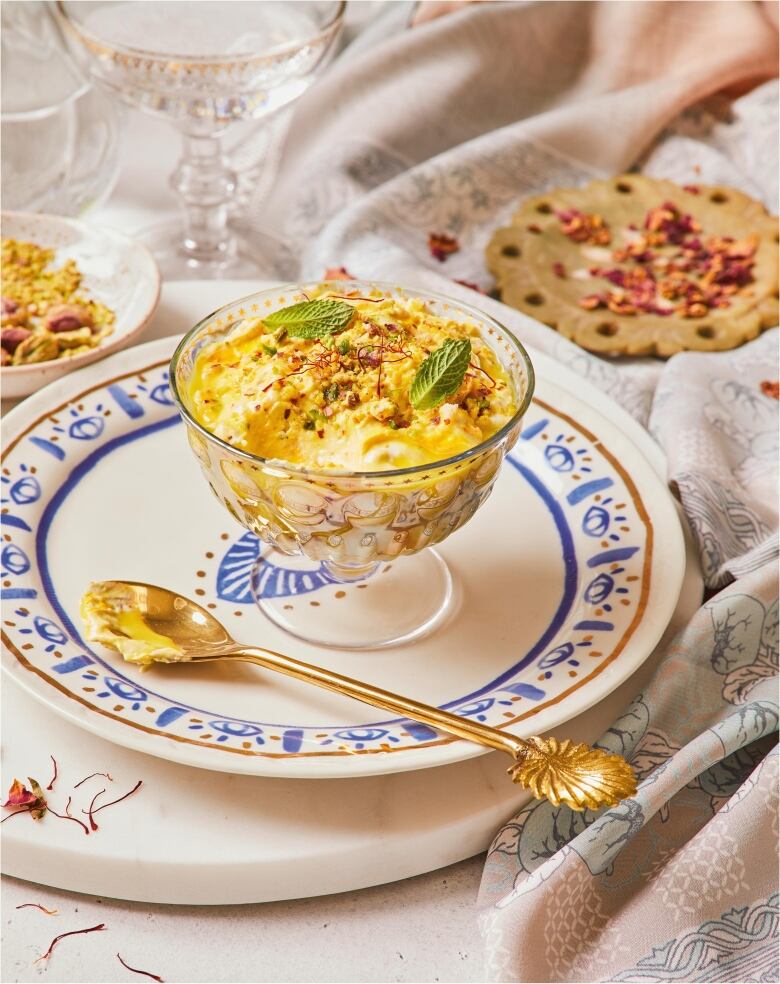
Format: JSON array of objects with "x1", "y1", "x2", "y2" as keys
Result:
[{"x1": 237, "y1": 2, "x2": 779, "y2": 980}]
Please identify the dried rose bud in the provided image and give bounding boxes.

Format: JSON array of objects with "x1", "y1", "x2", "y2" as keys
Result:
[
  {"x1": 3, "y1": 778, "x2": 39, "y2": 808},
  {"x1": 45, "y1": 304, "x2": 94, "y2": 334},
  {"x1": 1, "y1": 326, "x2": 32, "y2": 353}
]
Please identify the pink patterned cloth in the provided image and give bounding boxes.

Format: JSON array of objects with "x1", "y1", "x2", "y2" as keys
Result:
[{"x1": 478, "y1": 565, "x2": 778, "y2": 982}]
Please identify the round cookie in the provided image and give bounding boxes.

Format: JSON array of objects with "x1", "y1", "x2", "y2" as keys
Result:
[{"x1": 486, "y1": 175, "x2": 779, "y2": 357}]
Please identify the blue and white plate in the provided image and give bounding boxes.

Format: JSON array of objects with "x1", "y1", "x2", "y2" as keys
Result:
[{"x1": 1, "y1": 337, "x2": 685, "y2": 778}]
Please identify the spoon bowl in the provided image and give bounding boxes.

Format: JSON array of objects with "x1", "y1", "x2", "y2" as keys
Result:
[{"x1": 110, "y1": 581, "x2": 237, "y2": 655}]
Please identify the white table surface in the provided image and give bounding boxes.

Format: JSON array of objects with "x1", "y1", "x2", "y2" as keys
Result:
[{"x1": 1, "y1": 858, "x2": 486, "y2": 984}]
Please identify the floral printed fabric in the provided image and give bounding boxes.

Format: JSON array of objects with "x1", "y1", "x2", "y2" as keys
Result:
[
  {"x1": 651, "y1": 333, "x2": 778, "y2": 590},
  {"x1": 478, "y1": 569, "x2": 778, "y2": 982},
  {"x1": 238, "y1": 2, "x2": 779, "y2": 978}
]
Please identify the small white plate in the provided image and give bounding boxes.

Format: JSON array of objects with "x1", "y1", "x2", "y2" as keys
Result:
[
  {"x1": 1, "y1": 335, "x2": 685, "y2": 779},
  {"x1": 1, "y1": 211, "x2": 160, "y2": 398}
]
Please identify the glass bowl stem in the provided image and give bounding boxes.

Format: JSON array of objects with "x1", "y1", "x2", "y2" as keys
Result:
[{"x1": 172, "y1": 131, "x2": 238, "y2": 268}]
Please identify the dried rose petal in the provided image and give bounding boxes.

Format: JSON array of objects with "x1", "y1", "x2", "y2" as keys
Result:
[
  {"x1": 680, "y1": 301, "x2": 708, "y2": 318},
  {"x1": 3, "y1": 779, "x2": 37, "y2": 809},
  {"x1": 578, "y1": 294, "x2": 605, "y2": 310},
  {"x1": 428, "y1": 233, "x2": 460, "y2": 262},
  {"x1": 725, "y1": 237, "x2": 757, "y2": 259},
  {"x1": 760, "y1": 380, "x2": 779, "y2": 400},
  {"x1": 546, "y1": 196, "x2": 760, "y2": 322},
  {"x1": 453, "y1": 279, "x2": 485, "y2": 293},
  {"x1": 644, "y1": 201, "x2": 700, "y2": 245},
  {"x1": 323, "y1": 266, "x2": 355, "y2": 281},
  {"x1": 598, "y1": 268, "x2": 626, "y2": 287},
  {"x1": 551, "y1": 261, "x2": 566, "y2": 279},
  {"x1": 556, "y1": 209, "x2": 611, "y2": 245},
  {"x1": 26, "y1": 778, "x2": 48, "y2": 820},
  {"x1": 606, "y1": 294, "x2": 636, "y2": 316}
]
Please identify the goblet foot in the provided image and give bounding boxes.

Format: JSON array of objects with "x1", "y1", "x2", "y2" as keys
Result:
[
  {"x1": 251, "y1": 548, "x2": 456, "y2": 650},
  {"x1": 137, "y1": 219, "x2": 293, "y2": 280}
]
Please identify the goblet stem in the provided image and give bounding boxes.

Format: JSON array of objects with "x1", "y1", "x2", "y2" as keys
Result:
[
  {"x1": 321, "y1": 559, "x2": 381, "y2": 583},
  {"x1": 170, "y1": 132, "x2": 238, "y2": 271}
]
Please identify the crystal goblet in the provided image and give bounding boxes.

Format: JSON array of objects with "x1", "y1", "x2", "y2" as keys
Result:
[
  {"x1": 56, "y1": 1, "x2": 345, "y2": 279},
  {"x1": 170, "y1": 282, "x2": 535, "y2": 650},
  {"x1": 1, "y1": 1, "x2": 120, "y2": 216}
]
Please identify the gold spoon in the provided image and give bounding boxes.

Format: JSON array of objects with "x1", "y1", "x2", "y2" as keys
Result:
[{"x1": 82, "y1": 580, "x2": 636, "y2": 811}]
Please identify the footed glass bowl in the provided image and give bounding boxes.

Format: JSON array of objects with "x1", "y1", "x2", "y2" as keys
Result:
[{"x1": 170, "y1": 282, "x2": 535, "y2": 649}]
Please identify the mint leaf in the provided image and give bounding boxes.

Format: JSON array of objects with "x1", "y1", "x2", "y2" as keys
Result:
[
  {"x1": 410, "y1": 338, "x2": 472, "y2": 411},
  {"x1": 265, "y1": 299, "x2": 354, "y2": 339}
]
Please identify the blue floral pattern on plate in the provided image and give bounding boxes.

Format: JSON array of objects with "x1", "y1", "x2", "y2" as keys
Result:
[{"x1": 1, "y1": 360, "x2": 654, "y2": 762}]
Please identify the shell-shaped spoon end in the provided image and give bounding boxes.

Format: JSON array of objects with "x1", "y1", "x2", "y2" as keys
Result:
[{"x1": 509, "y1": 737, "x2": 637, "y2": 811}]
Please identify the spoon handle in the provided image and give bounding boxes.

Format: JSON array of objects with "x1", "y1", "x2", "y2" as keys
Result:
[{"x1": 222, "y1": 646, "x2": 530, "y2": 759}]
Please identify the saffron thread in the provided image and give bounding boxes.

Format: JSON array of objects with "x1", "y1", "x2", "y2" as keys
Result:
[
  {"x1": 15, "y1": 903, "x2": 58, "y2": 915},
  {"x1": 34, "y1": 923, "x2": 106, "y2": 963},
  {"x1": 84, "y1": 788, "x2": 106, "y2": 831},
  {"x1": 48, "y1": 797, "x2": 89, "y2": 836},
  {"x1": 116, "y1": 953, "x2": 165, "y2": 982},
  {"x1": 327, "y1": 293, "x2": 381, "y2": 303},
  {"x1": 46, "y1": 756, "x2": 58, "y2": 791},
  {"x1": 469, "y1": 361, "x2": 497, "y2": 389},
  {"x1": 1, "y1": 806, "x2": 33, "y2": 823},
  {"x1": 90, "y1": 780, "x2": 143, "y2": 819},
  {"x1": 73, "y1": 772, "x2": 114, "y2": 789}
]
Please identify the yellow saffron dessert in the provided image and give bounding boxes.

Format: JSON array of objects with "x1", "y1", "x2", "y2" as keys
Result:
[
  {"x1": 81, "y1": 582, "x2": 186, "y2": 667},
  {"x1": 186, "y1": 287, "x2": 518, "y2": 471}
]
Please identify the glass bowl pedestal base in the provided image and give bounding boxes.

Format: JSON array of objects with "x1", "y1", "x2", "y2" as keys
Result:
[{"x1": 251, "y1": 548, "x2": 456, "y2": 650}]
